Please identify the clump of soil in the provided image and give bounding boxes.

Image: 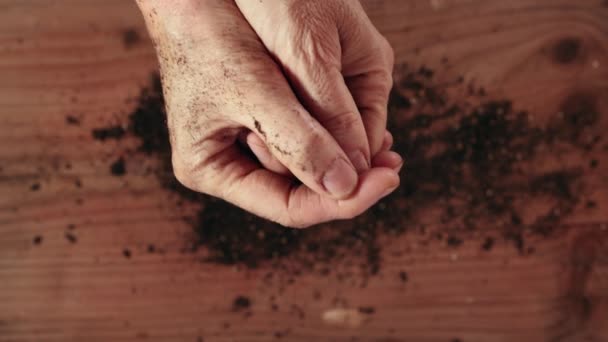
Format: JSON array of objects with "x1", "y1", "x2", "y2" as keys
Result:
[
  {"x1": 110, "y1": 157, "x2": 126, "y2": 176},
  {"x1": 90, "y1": 62, "x2": 599, "y2": 276},
  {"x1": 92, "y1": 126, "x2": 126, "y2": 141},
  {"x1": 65, "y1": 232, "x2": 77, "y2": 244},
  {"x1": 122, "y1": 28, "x2": 141, "y2": 49},
  {"x1": 33, "y1": 235, "x2": 43, "y2": 245},
  {"x1": 232, "y1": 296, "x2": 251, "y2": 311}
]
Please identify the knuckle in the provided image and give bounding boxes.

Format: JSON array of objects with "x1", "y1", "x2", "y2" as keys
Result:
[
  {"x1": 337, "y1": 206, "x2": 363, "y2": 221},
  {"x1": 376, "y1": 69, "x2": 394, "y2": 95},
  {"x1": 323, "y1": 110, "x2": 362, "y2": 133},
  {"x1": 285, "y1": 3, "x2": 339, "y2": 67}
]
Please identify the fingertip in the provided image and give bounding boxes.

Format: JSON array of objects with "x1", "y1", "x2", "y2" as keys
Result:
[
  {"x1": 380, "y1": 169, "x2": 400, "y2": 197},
  {"x1": 381, "y1": 130, "x2": 394, "y2": 152},
  {"x1": 372, "y1": 151, "x2": 404, "y2": 172},
  {"x1": 333, "y1": 167, "x2": 399, "y2": 219}
]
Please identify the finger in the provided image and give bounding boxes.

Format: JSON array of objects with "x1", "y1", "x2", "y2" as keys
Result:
[
  {"x1": 245, "y1": 132, "x2": 290, "y2": 175},
  {"x1": 346, "y1": 68, "x2": 393, "y2": 156},
  {"x1": 284, "y1": 167, "x2": 400, "y2": 227},
  {"x1": 340, "y1": 6, "x2": 395, "y2": 156},
  {"x1": 372, "y1": 151, "x2": 403, "y2": 173},
  {"x1": 381, "y1": 130, "x2": 393, "y2": 152},
  {"x1": 283, "y1": 65, "x2": 371, "y2": 173}
]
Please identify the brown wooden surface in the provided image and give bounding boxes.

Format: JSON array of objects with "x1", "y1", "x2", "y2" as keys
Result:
[{"x1": 1, "y1": 0, "x2": 608, "y2": 341}]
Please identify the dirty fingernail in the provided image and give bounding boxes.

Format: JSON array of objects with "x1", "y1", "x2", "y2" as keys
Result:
[
  {"x1": 323, "y1": 158, "x2": 358, "y2": 198},
  {"x1": 348, "y1": 150, "x2": 369, "y2": 173}
]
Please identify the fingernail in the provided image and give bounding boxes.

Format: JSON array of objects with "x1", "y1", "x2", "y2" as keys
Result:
[
  {"x1": 394, "y1": 161, "x2": 404, "y2": 173},
  {"x1": 394, "y1": 155, "x2": 404, "y2": 173},
  {"x1": 348, "y1": 150, "x2": 369, "y2": 173},
  {"x1": 323, "y1": 158, "x2": 358, "y2": 198}
]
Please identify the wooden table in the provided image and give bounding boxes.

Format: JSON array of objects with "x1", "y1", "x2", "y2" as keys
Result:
[{"x1": 1, "y1": 1, "x2": 607, "y2": 341}]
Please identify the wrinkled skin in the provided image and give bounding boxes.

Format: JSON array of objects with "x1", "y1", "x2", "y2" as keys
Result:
[{"x1": 136, "y1": 0, "x2": 402, "y2": 228}]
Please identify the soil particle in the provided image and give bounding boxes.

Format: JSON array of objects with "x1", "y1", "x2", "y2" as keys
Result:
[
  {"x1": 552, "y1": 37, "x2": 582, "y2": 64},
  {"x1": 358, "y1": 306, "x2": 375, "y2": 314},
  {"x1": 92, "y1": 126, "x2": 126, "y2": 141},
  {"x1": 481, "y1": 237, "x2": 495, "y2": 251},
  {"x1": 447, "y1": 236, "x2": 463, "y2": 247},
  {"x1": 65, "y1": 232, "x2": 77, "y2": 244},
  {"x1": 232, "y1": 296, "x2": 251, "y2": 311},
  {"x1": 110, "y1": 157, "x2": 126, "y2": 176},
  {"x1": 122, "y1": 28, "x2": 141, "y2": 49},
  {"x1": 399, "y1": 271, "x2": 409, "y2": 283},
  {"x1": 590, "y1": 159, "x2": 599, "y2": 168},
  {"x1": 66, "y1": 115, "x2": 81, "y2": 125},
  {"x1": 254, "y1": 119, "x2": 266, "y2": 139}
]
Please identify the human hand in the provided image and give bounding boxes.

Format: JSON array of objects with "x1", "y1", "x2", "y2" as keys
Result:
[
  {"x1": 136, "y1": 0, "x2": 401, "y2": 228},
  {"x1": 235, "y1": 0, "x2": 396, "y2": 172}
]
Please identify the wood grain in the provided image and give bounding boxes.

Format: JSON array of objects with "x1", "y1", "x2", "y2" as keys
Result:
[{"x1": 1, "y1": 1, "x2": 607, "y2": 341}]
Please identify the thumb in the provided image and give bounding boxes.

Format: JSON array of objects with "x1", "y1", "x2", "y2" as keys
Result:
[{"x1": 244, "y1": 94, "x2": 360, "y2": 200}]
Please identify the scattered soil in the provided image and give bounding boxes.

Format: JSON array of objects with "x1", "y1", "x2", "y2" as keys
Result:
[{"x1": 89, "y1": 61, "x2": 600, "y2": 278}]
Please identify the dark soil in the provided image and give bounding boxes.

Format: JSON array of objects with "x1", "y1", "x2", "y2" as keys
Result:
[
  {"x1": 110, "y1": 157, "x2": 126, "y2": 176},
  {"x1": 90, "y1": 62, "x2": 599, "y2": 277},
  {"x1": 481, "y1": 237, "x2": 495, "y2": 251},
  {"x1": 122, "y1": 28, "x2": 141, "y2": 49},
  {"x1": 92, "y1": 126, "x2": 126, "y2": 141},
  {"x1": 399, "y1": 271, "x2": 409, "y2": 283},
  {"x1": 232, "y1": 296, "x2": 251, "y2": 311},
  {"x1": 65, "y1": 115, "x2": 81, "y2": 125},
  {"x1": 358, "y1": 306, "x2": 375, "y2": 314},
  {"x1": 65, "y1": 232, "x2": 77, "y2": 244}
]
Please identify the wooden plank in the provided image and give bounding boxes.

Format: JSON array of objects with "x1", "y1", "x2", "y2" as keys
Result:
[{"x1": 1, "y1": 1, "x2": 607, "y2": 341}]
